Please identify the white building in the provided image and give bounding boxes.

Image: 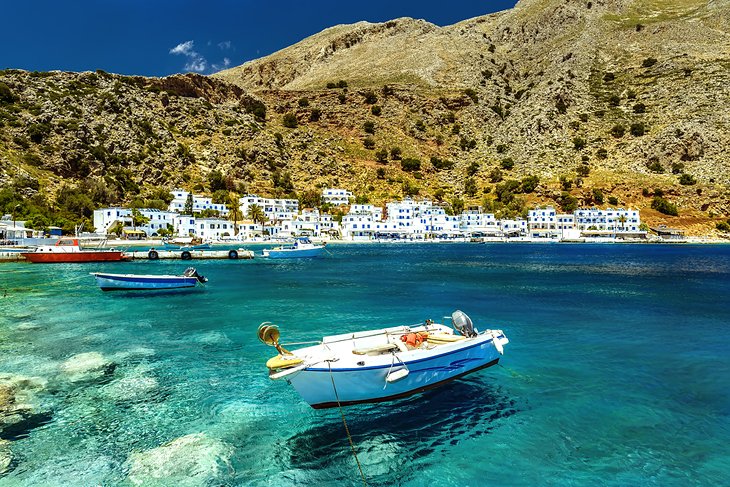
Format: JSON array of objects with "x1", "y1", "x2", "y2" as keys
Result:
[
  {"x1": 94, "y1": 208, "x2": 177, "y2": 236},
  {"x1": 500, "y1": 219, "x2": 528, "y2": 236},
  {"x1": 193, "y1": 218, "x2": 237, "y2": 240},
  {"x1": 168, "y1": 189, "x2": 228, "y2": 216},
  {"x1": 574, "y1": 208, "x2": 641, "y2": 234},
  {"x1": 459, "y1": 209, "x2": 499, "y2": 236},
  {"x1": 322, "y1": 188, "x2": 353, "y2": 206},
  {"x1": 239, "y1": 195, "x2": 299, "y2": 223}
]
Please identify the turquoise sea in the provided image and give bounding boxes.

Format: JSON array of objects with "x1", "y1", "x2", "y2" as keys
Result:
[{"x1": 0, "y1": 243, "x2": 729, "y2": 486}]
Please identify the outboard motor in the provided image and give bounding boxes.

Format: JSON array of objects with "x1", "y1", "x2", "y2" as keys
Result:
[
  {"x1": 452, "y1": 310, "x2": 477, "y2": 337},
  {"x1": 183, "y1": 267, "x2": 208, "y2": 283}
]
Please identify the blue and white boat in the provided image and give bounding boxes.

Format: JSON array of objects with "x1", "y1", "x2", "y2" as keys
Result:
[
  {"x1": 262, "y1": 238, "x2": 325, "y2": 259},
  {"x1": 259, "y1": 311, "x2": 508, "y2": 409},
  {"x1": 91, "y1": 267, "x2": 207, "y2": 291}
]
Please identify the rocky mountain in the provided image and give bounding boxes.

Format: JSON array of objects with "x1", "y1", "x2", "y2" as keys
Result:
[{"x1": 1, "y1": 0, "x2": 729, "y2": 235}]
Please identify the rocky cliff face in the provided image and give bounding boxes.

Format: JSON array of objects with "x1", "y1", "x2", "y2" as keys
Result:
[{"x1": 1, "y1": 0, "x2": 729, "y2": 234}]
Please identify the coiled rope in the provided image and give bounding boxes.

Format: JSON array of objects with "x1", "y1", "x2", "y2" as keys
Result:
[{"x1": 327, "y1": 360, "x2": 367, "y2": 486}]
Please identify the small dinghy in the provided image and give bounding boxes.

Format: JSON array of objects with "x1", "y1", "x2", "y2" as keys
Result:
[
  {"x1": 91, "y1": 267, "x2": 208, "y2": 291},
  {"x1": 258, "y1": 310, "x2": 508, "y2": 409},
  {"x1": 262, "y1": 237, "x2": 325, "y2": 259}
]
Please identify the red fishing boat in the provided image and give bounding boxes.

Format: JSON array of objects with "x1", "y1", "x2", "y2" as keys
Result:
[{"x1": 21, "y1": 238, "x2": 128, "y2": 263}]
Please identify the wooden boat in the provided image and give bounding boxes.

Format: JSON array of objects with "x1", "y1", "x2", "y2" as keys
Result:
[
  {"x1": 259, "y1": 311, "x2": 508, "y2": 409},
  {"x1": 262, "y1": 238, "x2": 325, "y2": 259},
  {"x1": 91, "y1": 267, "x2": 207, "y2": 291},
  {"x1": 21, "y1": 238, "x2": 127, "y2": 263}
]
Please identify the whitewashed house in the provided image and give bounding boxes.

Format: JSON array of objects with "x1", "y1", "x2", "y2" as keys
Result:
[
  {"x1": 168, "y1": 189, "x2": 228, "y2": 216},
  {"x1": 322, "y1": 188, "x2": 353, "y2": 206},
  {"x1": 459, "y1": 209, "x2": 499, "y2": 236},
  {"x1": 239, "y1": 195, "x2": 299, "y2": 223},
  {"x1": 574, "y1": 208, "x2": 641, "y2": 235},
  {"x1": 94, "y1": 208, "x2": 177, "y2": 236}
]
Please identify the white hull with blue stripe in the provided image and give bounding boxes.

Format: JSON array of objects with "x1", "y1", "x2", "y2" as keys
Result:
[
  {"x1": 262, "y1": 312, "x2": 508, "y2": 409},
  {"x1": 262, "y1": 238, "x2": 325, "y2": 259},
  {"x1": 91, "y1": 268, "x2": 207, "y2": 291}
]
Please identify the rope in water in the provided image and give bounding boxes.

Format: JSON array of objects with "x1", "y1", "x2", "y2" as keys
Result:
[{"x1": 327, "y1": 361, "x2": 367, "y2": 486}]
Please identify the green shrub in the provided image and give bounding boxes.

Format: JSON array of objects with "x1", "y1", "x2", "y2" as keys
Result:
[
  {"x1": 610, "y1": 124, "x2": 625, "y2": 138},
  {"x1": 337, "y1": 93, "x2": 346, "y2": 104},
  {"x1": 642, "y1": 57, "x2": 658, "y2": 68},
  {"x1": 633, "y1": 102, "x2": 646, "y2": 114},
  {"x1": 326, "y1": 82, "x2": 337, "y2": 89},
  {"x1": 573, "y1": 137, "x2": 587, "y2": 150},
  {"x1": 608, "y1": 94, "x2": 621, "y2": 106},
  {"x1": 592, "y1": 188, "x2": 604, "y2": 204},
  {"x1": 464, "y1": 89, "x2": 478, "y2": 103},
  {"x1": 376, "y1": 167, "x2": 385, "y2": 179},
  {"x1": 363, "y1": 121, "x2": 375, "y2": 134},
  {"x1": 466, "y1": 161, "x2": 480, "y2": 176},
  {"x1": 401, "y1": 158, "x2": 421, "y2": 172},
  {"x1": 678, "y1": 173, "x2": 697, "y2": 185},
  {"x1": 647, "y1": 160, "x2": 664, "y2": 173},
  {"x1": 608, "y1": 196, "x2": 619, "y2": 205},
  {"x1": 431, "y1": 157, "x2": 454, "y2": 170},
  {"x1": 337, "y1": 80, "x2": 348, "y2": 89},
  {"x1": 371, "y1": 105, "x2": 382, "y2": 116},
  {"x1": 671, "y1": 162, "x2": 685, "y2": 174},
  {"x1": 282, "y1": 113, "x2": 298, "y2": 128},
  {"x1": 651, "y1": 196, "x2": 678, "y2": 216},
  {"x1": 577, "y1": 164, "x2": 590, "y2": 177},
  {"x1": 500, "y1": 158, "x2": 514, "y2": 170},
  {"x1": 464, "y1": 178, "x2": 477, "y2": 196},
  {"x1": 556, "y1": 98, "x2": 567, "y2": 114},
  {"x1": 375, "y1": 149, "x2": 389, "y2": 163},
  {"x1": 363, "y1": 137, "x2": 375, "y2": 149},
  {"x1": 298, "y1": 97, "x2": 309, "y2": 108},
  {"x1": 560, "y1": 192, "x2": 578, "y2": 212},
  {"x1": 414, "y1": 119, "x2": 426, "y2": 132},
  {"x1": 309, "y1": 108, "x2": 321, "y2": 122},
  {"x1": 630, "y1": 122, "x2": 645, "y2": 136},
  {"x1": 390, "y1": 147, "x2": 402, "y2": 160},
  {"x1": 489, "y1": 168, "x2": 503, "y2": 183},
  {"x1": 603, "y1": 72, "x2": 615, "y2": 82},
  {"x1": 596, "y1": 148, "x2": 608, "y2": 159},
  {"x1": 716, "y1": 222, "x2": 730, "y2": 232},
  {"x1": 520, "y1": 175, "x2": 539, "y2": 193},
  {"x1": 0, "y1": 82, "x2": 17, "y2": 104},
  {"x1": 363, "y1": 91, "x2": 378, "y2": 104}
]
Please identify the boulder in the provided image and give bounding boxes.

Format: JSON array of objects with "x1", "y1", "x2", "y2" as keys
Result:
[
  {"x1": 126, "y1": 433, "x2": 233, "y2": 486},
  {"x1": 59, "y1": 352, "x2": 115, "y2": 383},
  {"x1": 0, "y1": 439, "x2": 12, "y2": 475},
  {"x1": 0, "y1": 374, "x2": 49, "y2": 440}
]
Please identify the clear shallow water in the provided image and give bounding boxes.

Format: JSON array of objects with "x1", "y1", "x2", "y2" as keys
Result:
[{"x1": 0, "y1": 243, "x2": 729, "y2": 486}]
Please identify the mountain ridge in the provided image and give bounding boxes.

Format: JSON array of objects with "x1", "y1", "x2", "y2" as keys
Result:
[{"x1": 1, "y1": 0, "x2": 729, "y2": 235}]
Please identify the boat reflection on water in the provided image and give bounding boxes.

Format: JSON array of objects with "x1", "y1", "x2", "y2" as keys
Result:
[{"x1": 274, "y1": 379, "x2": 518, "y2": 483}]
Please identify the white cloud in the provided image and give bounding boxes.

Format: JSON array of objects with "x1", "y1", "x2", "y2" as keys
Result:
[
  {"x1": 211, "y1": 57, "x2": 231, "y2": 72},
  {"x1": 169, "y1": 40, "x2": 194, "y2": 56},
  {"x1": 218, "y1": 41, "x2": 232, "y2": 50},
  {"x1": 169, "y1": 40, "x2": 208, "y2": 73}
]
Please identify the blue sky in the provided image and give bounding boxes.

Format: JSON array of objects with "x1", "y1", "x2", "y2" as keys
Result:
[{"x1": 1, "y1": 0, "x2": 517, "y2": 77}]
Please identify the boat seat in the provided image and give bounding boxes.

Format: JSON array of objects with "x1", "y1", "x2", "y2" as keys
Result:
[
  {"x1": 352, "y1": 343, "x2": 399, "y2": 356},
  {"x1": 426, "y1": 333, "x2": 467, "y2": 345}
]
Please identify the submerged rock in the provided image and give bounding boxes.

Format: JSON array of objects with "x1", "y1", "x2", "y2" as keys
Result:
[
  {"x1": 0, "y1": 439, "x2": 12, "y2": 474},
  {"x1": 125, "y1": 433, "x2": 233, "y2": 486},
  {"x1": 59, "y1": 352, "x2": 115, "y2": 383},
  {"x1": 0, "y1": 373, "x2": 50, "y2": 440}
]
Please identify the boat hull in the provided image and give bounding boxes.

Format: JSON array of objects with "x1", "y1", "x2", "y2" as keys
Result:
[
  {"x1": 266, "y1": 247, "x2": 324, "y2": 259},
  {"x1": 288, "y1": 336, "x2": 503, "y2": 408},
  {"x1": 93, "y1": 273, "x2": 199, "y2": 291},
  {"x1": 22, "y1": 251, "x2": 126, "y2": 263}
]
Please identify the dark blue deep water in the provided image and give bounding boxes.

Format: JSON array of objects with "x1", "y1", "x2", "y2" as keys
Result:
[{"x1": 0, "y1": 243, "x2": 729, "y2": 486}]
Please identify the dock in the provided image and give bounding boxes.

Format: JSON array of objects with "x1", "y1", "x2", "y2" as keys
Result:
[
  {"x1": 0, "y1": 248, "x2": 256, "y2": 262},
  {"x1": 125, "y1": 248, "x2": 255, "y2": 260}
]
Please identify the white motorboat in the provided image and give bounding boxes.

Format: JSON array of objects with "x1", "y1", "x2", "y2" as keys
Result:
[
  {"x1": 91, "y1": 267, "x2": 207, "y2": 291},
  {"x1": 259, "y1": 311, "x2": 508, "y2": 409},
  {"x1": 262, "y1": 237, "x2": 325, "y2": 259}
]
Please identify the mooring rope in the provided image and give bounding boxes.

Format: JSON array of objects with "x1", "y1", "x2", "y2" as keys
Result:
[{"x1": 327, "y1": 361, "x2": 367, "y2": 486}]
